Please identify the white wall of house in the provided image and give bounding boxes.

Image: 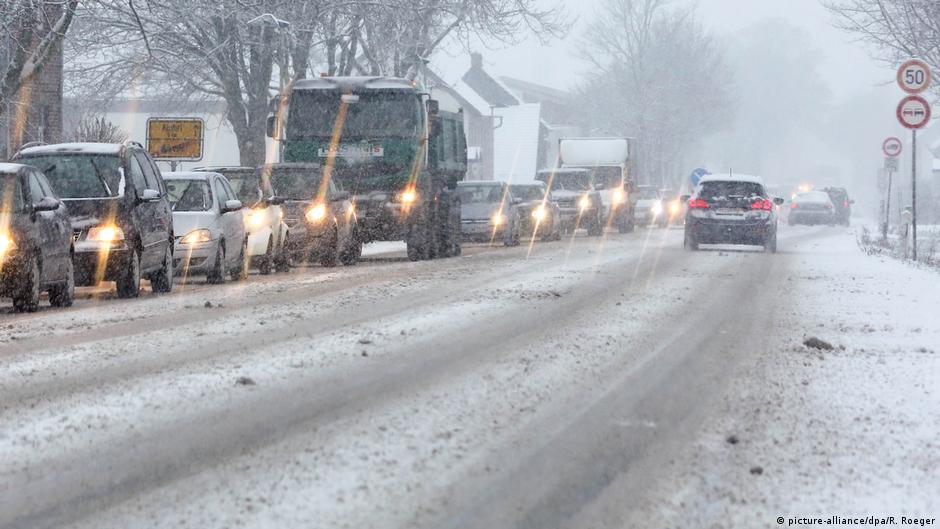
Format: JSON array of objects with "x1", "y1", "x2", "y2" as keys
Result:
[{"x1": 492, "y1": 103, "x2": 541, "y2": 183}]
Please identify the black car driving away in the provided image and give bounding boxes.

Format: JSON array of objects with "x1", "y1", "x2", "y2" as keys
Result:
[
  {"x1": 683, "y1": 175, "x2": 784, "y2": 253},
  {"x1": 823, "y1": 187, "x2": 852, "y2": 226},
  {"x1": 13, "y1": 142, "x2": 175, "y2": 298},
  {"x1": 0, "y1": 163, "x2": 75, "y2": 311}
]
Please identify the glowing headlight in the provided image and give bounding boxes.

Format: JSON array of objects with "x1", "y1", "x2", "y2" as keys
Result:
[
  {"x1": 399, "y1": 189, "x2": 418, "y2": 204},
  {"x1": 0, "y1": 232, "x2": 16, "y2": 257},
  {"x1": 531, "y1": 206, "x2": 547, "y2": 221},
  {"x1": 578, "y1": 195, "x2": 592, "y2": 210},
  {"x1": 181, "y1": 229, "x2": 212, "y2": 244},
  {"x1": 87, "y1": 225, "x2": 125, "y2": 242},
  {"x1": 651, "y1": 201, "x2": 663, "y2": 216},
  {"x1": 306, "y1": 203, "x2": 327, "y2": 223},
  {"x1": 247, "y1": 208, "x2": 267, "y2": 228},
  {"x1": 669, "y1": 201, "x2": 682, "y2": 215},
  {"x1": 612, "y1": 188, "x2": 626, "y2": 204},
  {"x1": 491, "y1": 212, "x2": 505, "y2": 226}
]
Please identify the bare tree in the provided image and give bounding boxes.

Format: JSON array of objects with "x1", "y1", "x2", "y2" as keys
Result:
[
  {"x1": 824, "y1": 0, "x2": 940, "y2": 96},
  {"x1": 70, "y1": 115, "x2": 129, "y2": 143},
  {"x1": 576, "y1": 0, "x2": 732, "y2": 187}
]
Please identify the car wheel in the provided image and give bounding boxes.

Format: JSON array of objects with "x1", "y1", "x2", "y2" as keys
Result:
[
  {"x1": 150, "y1": 244, "x2": 174, "y2": 293},
  {"x1": 683, "y1": 229, "x2": 699, "y2": 251},
  {"x1": 275, "y1": 234, "x2": 292, "y2": 273},
  {"x1": 207, "y1": 241, "x2": 226, "y2": 284},
  {"x1": 12, "y1": 254, "x2": 41, "y2": 312},
  {"x1": 230, "y1": 238, "x2": 249, "y2": 281},
  {"x1": 340, "y1": 235, "x2": 362, "y2": 266},
  {"x1": 49, "y1": 256, "x2": 75, "y2": 308},
  {"x1": 765, "y1": 231, "x2": 778, "y2": 254},
  {"x1": 320, "y1": 228, "x2": 340, "y2": 267},
  {"x1": 116, "y1": 248, "x2": 141, "y2": 298},
  {"x1": 259, "y1": 237, "x2": 274, "y2": 275}
]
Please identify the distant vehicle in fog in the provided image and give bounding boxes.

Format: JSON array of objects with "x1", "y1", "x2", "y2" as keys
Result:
[
  {"x1": 633, "y1": 185, "x2": 665, "y2": 227},
  {"x1": 458, "y1": 181, "x2": 521, "y2": 246},
  {"x1": 164, "y1": 172, "x2": 248, "y2": 283},
  {"x1": 556, "y1": 138, "x2": 637, "y2": 233},
  {"x1": 823, "y1": 187, "x2": 853, "y2": 226},
  {"x1": 659, "y1": 189, "x2": 685, "y2": 227},
  {"x1": 788, "y1": 191, "x2": 836, "y2": 226},
  {"x1": 509, "y1": 182, "x2": 562, "y2": 242},
  {"x1": 0, "y1": 163, "x2": 74, "y2": 311},
  {"x1": 537, "y1": 168, "x2": 603, "y2": 236},
  {"x1": 14, "y1": 142, "x2": 174, "y2": 298},
  {"x1": 682, "y1": 174, "x2": 784, "y2": 253}
]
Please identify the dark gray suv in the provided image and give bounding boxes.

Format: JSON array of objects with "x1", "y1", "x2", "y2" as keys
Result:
[{"x1": 14, "y1": 142, "x2": 175, "y2": 298}]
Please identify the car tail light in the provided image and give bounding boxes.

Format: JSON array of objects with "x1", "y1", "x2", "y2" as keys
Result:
[
  {"x1": 751, "y1": 199, "x2": 773, "y2": 210},
  {"x1": 688, "y1": 198, "x2": 709, "y2": 209},
  {"x1": 825, "y1": 203, "x2": 833, "y2": 209},
  {"x1": 843, "y1": 199, "x2": 849, "y2": 207},
  {"x1": 790, "y1": 203, "x2": 798, "y2": 209}
]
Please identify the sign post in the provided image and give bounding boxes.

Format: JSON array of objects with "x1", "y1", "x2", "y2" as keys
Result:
[
  {"x1": 881, "y1": 137, "x2": 902, "y2": 240},
  {"x1": 146, "y1": 118, "x2": 205, "y2": 169},
  {"x1": 895, "y1": 59, "x2": 932, "y2": 261}
]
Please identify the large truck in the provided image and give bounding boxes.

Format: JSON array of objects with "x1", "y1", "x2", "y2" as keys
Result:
[
  {"x1": 556, "y1": 137, "x2": 637, "y2": 233},
  {"x1": 266, "y1": 76, "x2": 467, "y2": 260}
]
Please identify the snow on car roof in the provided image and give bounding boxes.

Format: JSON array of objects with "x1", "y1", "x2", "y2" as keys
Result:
[
  {"x1": 17, "y1": 142, "x2": 124, "y2": 156},
  {"x1": 292, "y1": 76, "x2": 415, "y2": 91},
  {"x1": 698, "y1": 173, "x2": 764, "y2": 185},
  {"x1": 163, "y1": 171, "x2": 215, "y2": 180},
  {"x1": 0, "y1": 162, "x2": 29, "y2": 175},
  {"x1": 458, "y1": 180, "x2": 503, "y2": 186}
]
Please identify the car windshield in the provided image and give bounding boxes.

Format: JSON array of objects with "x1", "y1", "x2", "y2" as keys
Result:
[
  {"x1": 166, "y1": 180, "x2": 212, "y2": 212},
  {"x1": 540, "y1": 172, "x2": 592, "y2": 191},
  {"x1": 17, "y1": 154, "x2": 123, "y2": 198},
  {"x1": 1, "y1": 177, "x2": 25, "y2": 213},
  {"x1": 698, "y1": 181, "x2": 765, "y2": 201},
  {"x1": 509, "y1": 185, "x2": 546, "y2": 201},
  {"x1": 259, "y1": 166, "x2": 331, "y2": 199},
  {"x1": 287, "y1": 90, "x2": 422, "y2": 139},
  {"x1": 459, "y1": 186, "x2": 504, "y2": 204}
]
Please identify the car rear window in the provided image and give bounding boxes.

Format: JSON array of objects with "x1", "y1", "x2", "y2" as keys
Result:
[
  {"x1": 698, "y1": 181, "x2": 765, "y2": 201},
  {"x1": 795, "y1": 191, "x2": 831, "y2": 203}
]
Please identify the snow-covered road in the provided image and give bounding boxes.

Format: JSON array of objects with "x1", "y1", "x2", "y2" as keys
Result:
[{"x1": 1, "y1": 225, "x2": 937, "y2": 529}]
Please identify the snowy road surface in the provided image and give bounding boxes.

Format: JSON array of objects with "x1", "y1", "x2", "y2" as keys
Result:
[{"x1": 1, "y1": 226, "x2": 938, "y2": 528}]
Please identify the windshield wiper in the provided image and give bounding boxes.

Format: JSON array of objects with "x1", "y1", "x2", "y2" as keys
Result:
[{"x1": 88, "y1": 159, "x2": 113, "y2": 196}]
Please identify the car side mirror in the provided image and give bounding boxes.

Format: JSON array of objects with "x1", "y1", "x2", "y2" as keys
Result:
[
  {"x1": 266, "y1": 114, "x2": 280, "y2": 140},
  {"x1": 680, "y1": 194, "x2": 691, "y2": 202},
  {"x1": 773, "y1": 197, "x2": 785, "y2": 206},
  {"x1": 222, "y1": 199, "x2": 243, "y2": 212},
  {"x1": 33, "y1": 196, "x2": 60, "y2": 212},
  {"x1": 139, "y1": 189, "x2": 160, "y2": 202}
]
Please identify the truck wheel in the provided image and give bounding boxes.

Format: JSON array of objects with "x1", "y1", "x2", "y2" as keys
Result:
[
  {"x1": 12, "y1": 254, "x2": 41, "y2": 312},
  {"x1": 340, "y1": 233, "x2": 362, "y2": 266},
  {"x1": 49, "y1": 256, "x2": 75, "y2": 308},
  {"x1": 150, "y1": 245, "x2": 174, "y2": 293},
  {"x1": 116, "y1": 248, "x2": 141, "y2": 298}
]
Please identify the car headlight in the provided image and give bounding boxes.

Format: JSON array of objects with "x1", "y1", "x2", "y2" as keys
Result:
[
  {"x1": 181, "y1": 229, "x2": 211, "y2": 244},
  {"x1": 0, "y1": 232, "x2": 16, "y2": 257},
  {"x1": 578, "y1": 195, "x2": 592, "y2": 210},
  {"x1": 669, "y1": 201, "x2": 682, "y2": 215},
  {"x1": 492, "y1": 212, "x2": 505, "y2": 226},
  {"x1": 306, "y1": 203, "x2": 327, "y2": 223},
  {"x1": 247, "y1": 208, "x2": 267, "y2": 228},
  {"x1": 87, "y1": 225, "x2": 125, "y2": 242},
  {"x1": 612, "y1": 188, "x2": 626, "y2": 204},
  {"x1": 531, "y1": 206, "x2": 547, "y2": 221},
  {"x1": 651, "y1": 201, "x2": 663, "y2": 216},
  {"x1": 398, "y1": 189, "x2": 418, "y2": 204}
]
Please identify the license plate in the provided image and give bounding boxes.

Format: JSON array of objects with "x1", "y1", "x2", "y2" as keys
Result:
[{"x1": 715, "y1": 208, "x2": 744, "y2": 215}]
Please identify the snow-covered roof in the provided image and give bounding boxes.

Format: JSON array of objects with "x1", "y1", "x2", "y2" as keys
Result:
[
  {"x1": 17, "y1": 143, "x2": 124, "y2": 156},
  {"x1": 699, "y1": 173, "x2": 764, "y2": 185},
  {"x1": 451, "y1": 79, "x2": 490, "y2": 116},
  {"x1": 0, "y1": 162, "x2": 28, "y2": 175},
  {"x1": 163, "y1": 171, "x2": 215, "y2": 180}
]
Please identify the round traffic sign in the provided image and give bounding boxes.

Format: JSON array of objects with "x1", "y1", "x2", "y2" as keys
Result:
[
  {"x1": 896, "y1": 95, "x2": 932, "y2": 129},
  {"x1": 897, "y1": 58, "x2": 932, "y2": 94},
  {"x1": 882, "y1": 137, "x2": 902, "y2": 157}
]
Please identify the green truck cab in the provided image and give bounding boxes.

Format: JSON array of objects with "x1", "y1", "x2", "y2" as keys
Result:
[{"x1": 267, "y1": 76, "x2": 467, "y2": 260}]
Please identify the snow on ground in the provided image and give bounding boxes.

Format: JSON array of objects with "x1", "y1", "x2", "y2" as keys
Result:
[{"x1": 619, "y1": 227, "x2": 940, "y2": 527}]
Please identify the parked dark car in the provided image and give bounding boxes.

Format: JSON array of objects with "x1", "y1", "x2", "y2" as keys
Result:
[
  {"x1": 14, "y1": 142, "x2": 174, "y2": 298},
  {"x1": 823, "y1": 187, "x2": 853, "y2": 226},
  {"x1": 260, "y1": 163, "x2": 360, "y2": 267},
  {"x1": 536, "y1": 168, "x2": 603, "y2": 236},
  {"x1": 0, "y1": 163, "x2": 74, "y2": 311},
  {"x1": 509, "y1": 182, "x2": 562, "y2": 242},
  {"x1": 788, "y1": 191, "x2": 836, "y2": 226},
  {"x1": 682, "y1": 175, "x2": 784, "y2": 253},
  {"x1": 458, "y1": 181, "x2": 522, "y2": 246}
]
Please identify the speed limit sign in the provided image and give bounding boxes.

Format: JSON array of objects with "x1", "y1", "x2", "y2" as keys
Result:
[{"x1": 897, "y1": 58, "x2": 932, "y2": 94}]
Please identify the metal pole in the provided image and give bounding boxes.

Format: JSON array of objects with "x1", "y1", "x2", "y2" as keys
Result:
[
  {"x1": 883, "y1": 171, "x2": 892, "y2": 240},
  {"x1": 912, "y1": 129, "x2": 918, "y2": 261}
]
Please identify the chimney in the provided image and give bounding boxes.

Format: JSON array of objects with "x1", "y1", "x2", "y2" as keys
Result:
[{"x1": 471, "y1": 52, "x2": 483, "y2": 70}]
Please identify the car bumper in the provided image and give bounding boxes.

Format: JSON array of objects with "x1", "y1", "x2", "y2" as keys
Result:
[
  {"x1": 558, "y1": 207, "x2": 597, "y2": 228},
  {"x1": 460, "y1": 222, "x2": 504, "y2": 242},
  {"x1": 72, "y1": 244, "x2": 132, "y2": 286},
  {"x1": 173, "y1": 240, "x2": 218, "y2": 274},
  {"x1": 789, "y1": 211, "x2": 833, "y2": 224},
  {"x1": 687, "y1": 218, "x2": 773, "y2": 245},
  {"x1": 285, "y1": 223, "x2": 334, "y2": 258}
]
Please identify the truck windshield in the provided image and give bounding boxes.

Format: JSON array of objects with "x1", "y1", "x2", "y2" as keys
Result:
[
  {"x1": 509, "y1": 185, "x2": 546, "y2": 201},
  {"x1": 258, "y1": 166, "x2": 334, "y2": 200},
  {"x1": 287, "y1": 91, "x2": 421, "y2": 139},
  {"x1": 18, "y1": 154, "x2": 123, "y2": 198},
  {"x1": 545, "y1": 173, "x2": 592, "y2": 191}
]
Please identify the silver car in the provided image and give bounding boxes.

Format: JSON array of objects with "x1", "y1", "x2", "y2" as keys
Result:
[{"x1": 165, "y1": 172, "x2": 248, "y2": 283}]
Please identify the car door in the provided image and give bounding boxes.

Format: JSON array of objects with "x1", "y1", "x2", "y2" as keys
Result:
[
  {"x1": 25, "y1": 171, "x2": 63, "y2": 281},
  {"x1": 133, "y1": 151, "x2": 168, "y2": 270},
  {"x1": 33, "y1": 170, "x2": 72, "y2": 279},
  {"x1": 214, "y1": 177, "x2": 242, "y2": 260}
]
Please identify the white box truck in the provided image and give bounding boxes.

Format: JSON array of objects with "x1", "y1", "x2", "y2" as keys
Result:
[{"x1": 556, "y1": 137, "x2": 637, "y2": 233}]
